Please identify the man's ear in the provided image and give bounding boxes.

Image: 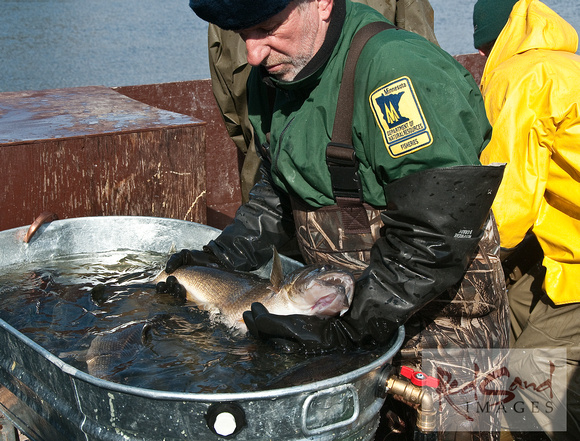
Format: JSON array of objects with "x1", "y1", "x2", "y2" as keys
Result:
[{"x1": 318, "y1": 0, "x2": 333, "y2": 21}]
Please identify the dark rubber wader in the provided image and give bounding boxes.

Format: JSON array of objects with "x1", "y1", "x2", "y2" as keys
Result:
[{"x1": 290, "y1": 23, "x2": 509, "y2": 440}]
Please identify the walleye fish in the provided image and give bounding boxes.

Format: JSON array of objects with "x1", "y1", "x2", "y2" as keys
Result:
[
  {"x1": 86, "y1": 319, "x2": 154, "y2": 380},
  {"x1": 154, "y1": 252, "x2": 354, "y2": 332}
]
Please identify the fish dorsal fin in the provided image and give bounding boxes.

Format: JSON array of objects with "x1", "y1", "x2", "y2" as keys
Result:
[{"x1": 270, "y1": 247, "x2": 284, "y2": 291}]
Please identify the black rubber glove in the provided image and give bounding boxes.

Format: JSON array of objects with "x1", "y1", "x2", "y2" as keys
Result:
[
  {"x1": 155, "y1": 275, "x2": 187, "y2": 301},
  {"x1": 243, "y1": 289, "x2": 399, "y2": 354},
  {"x1": 162, "y1": 161, "x2": 294, "y2": 275},
  {"x1": 243, "y1": 165, "x2": 505, "y2": 353},
  {"x1": 159, "y1": 248, "x2": 223, "y2": 299},
  {"x1": 243, "y1": 304, "x2": 355, "y2": 354},
  {"x1": 205, "y1": 164, "x2": 296, "y2": 272},
  {"x1": 164, "y1": 248, "x2": 222, "y2": 274}
]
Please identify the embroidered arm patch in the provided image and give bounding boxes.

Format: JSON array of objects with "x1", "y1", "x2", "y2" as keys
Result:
[{"x1": 369, "y1": 76, "x2": 433, "y2": 158}]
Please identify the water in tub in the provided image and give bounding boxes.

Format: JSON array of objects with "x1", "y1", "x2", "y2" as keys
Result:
[{"x1": 0, "y1": 251, "x2": 383, "y2": 393}]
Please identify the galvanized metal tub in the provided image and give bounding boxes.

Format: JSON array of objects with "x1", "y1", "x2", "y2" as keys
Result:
[{"x1": 0, "y1": 216, "x2": 404, "y2": 441}]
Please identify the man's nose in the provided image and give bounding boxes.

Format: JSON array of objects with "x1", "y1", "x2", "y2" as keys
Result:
[{"x1": 245, "y1": 38, "x2": 271, "y2": 66}]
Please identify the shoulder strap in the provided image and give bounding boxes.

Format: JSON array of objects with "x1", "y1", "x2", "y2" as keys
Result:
[
  {"x1": 331, "y1": 21, "x2": 395, "y2": 146},
  {"x1": 326, "y1": 21, "x2": 395, "y2": 202}
]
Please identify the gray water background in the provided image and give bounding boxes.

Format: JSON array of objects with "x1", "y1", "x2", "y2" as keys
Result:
[{"x1": 1, "y1": 0, "x2": 579, "y2": 93}]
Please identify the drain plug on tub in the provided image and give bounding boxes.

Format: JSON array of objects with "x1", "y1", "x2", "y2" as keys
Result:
[{"x1": 205, "y1": 403, "x2": 247, "y2": 438}]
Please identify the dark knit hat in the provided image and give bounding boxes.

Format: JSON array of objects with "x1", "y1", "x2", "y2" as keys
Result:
[
  {"x1": 473, "y1": 0, "x2": 518, "y2": 49},
  {"x1": 190, "y1": 0, "x2": 293, "y2": 31}
]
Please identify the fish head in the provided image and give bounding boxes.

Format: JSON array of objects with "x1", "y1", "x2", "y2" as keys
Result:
[{"x1": 281, "y1": 265, "x2": 354, "y2": 317}]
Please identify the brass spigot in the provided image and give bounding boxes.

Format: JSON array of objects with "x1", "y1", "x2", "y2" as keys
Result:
[{"x1": 378, "y1": 368, "x2": 438, "y2": 434}]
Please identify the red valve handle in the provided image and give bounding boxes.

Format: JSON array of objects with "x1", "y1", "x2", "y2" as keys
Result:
[{"x1": 400, "y1": 366, "x2": 439, "y2": 388}]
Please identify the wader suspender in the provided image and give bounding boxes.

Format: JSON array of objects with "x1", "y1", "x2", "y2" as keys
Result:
[{"x1": 326, "y1": 21, "x2": 395, "y2": 234}]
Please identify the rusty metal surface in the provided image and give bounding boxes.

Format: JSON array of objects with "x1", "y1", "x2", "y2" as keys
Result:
[
  {"x1": 0, "y1": 86, "x2": 206, "y2": 231},
  {"x1": 115, "y1": 81, "x2": 242, "y2": 229},
  {"x1": 0, "y1": 86, "x2": 202, "y2": 144},
  {"x1": 454, "y1": 53, "x2": 486, "y2": 85}
]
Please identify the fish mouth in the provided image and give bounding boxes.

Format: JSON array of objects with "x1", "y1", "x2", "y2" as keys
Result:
[
  {"x1": 311, "y1": 291, "x2": 351, "y2": 316},
  {"x1": 290, "y1": 267, "x2": 355, "y2": 316}
]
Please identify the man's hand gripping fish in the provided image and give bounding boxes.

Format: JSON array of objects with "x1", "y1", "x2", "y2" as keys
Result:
[{"x1": 154, "y1": 251, "x2": 354, "y2": 333}]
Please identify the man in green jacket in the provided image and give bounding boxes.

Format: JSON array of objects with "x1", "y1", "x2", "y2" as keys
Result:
[
  {"x1": 208, "y1": 0, "x2": 439, "y2": 202},
  {"x1": 168, "y1": 0, "x2": 509, "y2": 437}
]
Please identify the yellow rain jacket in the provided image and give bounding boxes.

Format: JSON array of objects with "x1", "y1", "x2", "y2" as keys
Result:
[{"x1": 479, "y1": 0, "x2": 580, "y2": 304}]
